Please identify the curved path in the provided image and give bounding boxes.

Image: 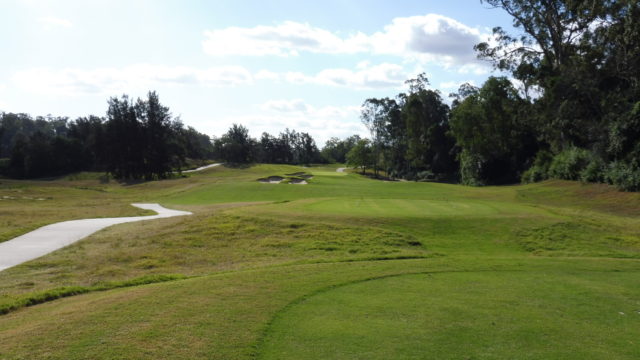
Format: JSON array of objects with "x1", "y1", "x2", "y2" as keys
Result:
[
  {"x1": 336, "y1": 167, "x2": 346, "y2": 173},
  {"x1": 183, "y1": 163, "x2": 222, "y2": 173},
  {"x1": 0, "y1": 204, "x2": 192, "y2": 272}
]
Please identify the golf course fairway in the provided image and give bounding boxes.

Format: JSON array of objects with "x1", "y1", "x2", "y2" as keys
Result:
[{"x1": 0, "y1": 164, "x2": 639, "y2": 359}]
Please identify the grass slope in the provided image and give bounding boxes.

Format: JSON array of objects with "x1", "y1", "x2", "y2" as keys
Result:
[{"x1": 0, "y1": 164, "x2": 639, "y2": 359}]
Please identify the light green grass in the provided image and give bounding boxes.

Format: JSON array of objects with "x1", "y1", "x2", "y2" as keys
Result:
[{"x1": 1, "y1": 164, "x2": 640, "y2": 359}]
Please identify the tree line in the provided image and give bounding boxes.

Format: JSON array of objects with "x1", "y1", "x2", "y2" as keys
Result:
[
  {"x1": 0, "y1": 92, "x2": 214, "y2": 180},
  {"x1": 349, "y1": 0, "x2": 640, "y2": 191},
  {"x1": 210, "y1": 124, "x2": 360, "y2": 166},
  {"x1": 0, "y1": 93, "x2": 360, "y2": 179}
]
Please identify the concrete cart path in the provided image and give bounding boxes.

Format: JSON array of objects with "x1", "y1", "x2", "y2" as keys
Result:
[
  {"x1": 0, "y1": 204, "x2": 192, "y2": 272},
  {"x1": 183, "y1": 163, "x2": 222, "y2": 173},
  {"x1": 336, "y1": 167, "x2": 346, "y2": 173}
]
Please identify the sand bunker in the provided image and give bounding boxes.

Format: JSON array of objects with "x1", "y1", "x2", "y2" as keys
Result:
[
  {"x1": 258, "y1": 176, "x2": 284, "y2": 184},
  {"x1": 258, "y1": 173, "x2": 311, "y2": 184}
]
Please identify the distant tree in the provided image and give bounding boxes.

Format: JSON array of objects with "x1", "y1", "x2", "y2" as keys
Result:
[
  {"x1": 105, "y1": 95, "x2": 144, "y2": 179},
  {"x1": 361, "y1": 99, "x2": 387, "y2": 177},
  {"x1": 346, "y1": 139, "x2": 373, "y2": 175},
  {"x1": 214, "y1": 124, "x2": 256, "y2": 164},
  {"x1": 104, "y1": 91, "x2": 187, "y2": 180},
  {"x1": 135, "y1": 91, "x2": 178, "y2": 179},
  {"x1": 321, "y1": 135, "x2": 360, "y2": 163}
]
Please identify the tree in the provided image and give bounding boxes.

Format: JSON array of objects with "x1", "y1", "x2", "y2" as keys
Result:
[
  {"x1": 346, "y1": 139, "x2": 373, "y2": 175},
  {"x1": 321, "y1": 135, "x2": 360, "y2": 163},
  {"x1": 214, "y1": 124, "x2": 256, "y2": 164},
  {"x1": 105, "y1": 95, "x2": 144, "y2": 179},
  {"x1": 135, "y1": 91, "x2": 177, "y2": 179},
  {"x1": 474, "y1": 0, "x2": 632, "y2": 153},
  {"x1": 402, "y1": 74, "x2": 457, "y2": 179},
  {"x1": 361, "y1": 99, "x2": 388, "y2": 177},
  {"x1": 450, "y1": 76, "x2": 537, "y2": 184},
  {"x1": 105, "y1": 92, "x2": 188, "y2": 180}
]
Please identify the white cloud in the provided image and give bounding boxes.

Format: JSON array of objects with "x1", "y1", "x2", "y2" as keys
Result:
[
  {"x1": 202, "y1": 14, "x2": 492, "y2": 70},
  {"x1": 255, "y1": 69, "x2": 280, "y2": 81},
  {"x1": 439, "y1": 80, "x2": 477, "y2": 91},
  {"x1": 38, "y1": 16, "x2": 73, "y2": 28},
  {"x1": 203, "y1": 21, "x2": 368, "y2": 56},
  {"x1": 226, "y1": 100, "x2": 365, "y2": 144},
  {"x1": 285, "y1": 63, "x2": 408, "y2": 90},
  {"x1": 12, "y1": 65, "x2": 253, "y2": 95},
  {"x1": 456, "y1": 63, "x2": 491, "y2": 75},
  {"x1": 261, "y1": 99, "x2": 310, "y2": 113}
]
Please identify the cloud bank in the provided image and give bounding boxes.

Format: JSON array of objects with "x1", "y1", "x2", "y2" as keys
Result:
[
  {"x1": 38, "y1": 16, "x2": 73, "y2": 28},
  {"x1": 203, "y1": 14, "x2": 491, "y2": 68},
  {"x1": 12, "y1": 65, "x2": 253, "y2": 95}
]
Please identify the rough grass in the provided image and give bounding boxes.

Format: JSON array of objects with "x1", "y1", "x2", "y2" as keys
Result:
[
  {"x1": 0, "y1": 204, "x2": 429, "y2": 304},
  {"x1": 1, "y1": 164, "x2": 640, "y2": 359}
]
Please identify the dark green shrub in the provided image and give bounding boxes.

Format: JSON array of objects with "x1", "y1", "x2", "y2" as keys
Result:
[
  {"x1": 521, "y1": 150, "x2": 553, "y2": 183},
  {"x1": 580, "y1": 156, "x2": 606, "y2": 183},
  {"x1": 548, "y1": 147, "x2": 591, "y2": 180},
  {"x1": 605, "y1": 162, "x2": 640, "y2": 192}
]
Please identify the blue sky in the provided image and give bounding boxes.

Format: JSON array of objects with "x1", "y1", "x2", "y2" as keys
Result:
[{"x1": 0, "y1": 0, "x2": 517, "y2": 144}]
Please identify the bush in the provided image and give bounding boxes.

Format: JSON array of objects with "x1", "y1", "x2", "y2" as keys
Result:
[
  {"x1": 580, "y1": 156, "x2": 606, "y2": 183},
  {"x1": 605, "y1": 162, "x2": 640, "y2": 192},
  {"x1": 548, "y1": 147, "x2": 591, "y2": 181},
  {"x1": 521, "y1": 150, "x2": 553, "y2": 183}
]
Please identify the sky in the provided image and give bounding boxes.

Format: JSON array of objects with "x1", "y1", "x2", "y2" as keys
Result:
[{"x1": 0, "y1": 0, "x2": 518, "y2": 145}]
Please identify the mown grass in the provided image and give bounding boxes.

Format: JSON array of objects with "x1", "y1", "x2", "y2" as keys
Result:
[
  {"x1": 260, "y1": 269, "x2": 640, "y2": 360},
  {"x1": 1, "y1": 164, "x2": 640, "y2": 359}
]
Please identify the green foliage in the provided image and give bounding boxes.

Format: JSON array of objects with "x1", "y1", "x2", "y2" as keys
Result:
[
  {"x1": 0, "y1": 95, "x2": 213, "y2": 180},
  {"x1": 357, "y1": 75, "x2": 457, "y2": 181},
  {"x1": 521, "y1": 150, "x2": 553, "y2": 183},
  {"x1": 218, "y1": 127, "x2": 322, "y2": 165},
  {"x1": 213, "y1": 124, "x2": 256, "y2": 164},
  {"x1": 346, "y1": 139, "x2": 373, "y2": 174},
  {"x1": 458, "y1": 149, "x2": 484, "y2": 186},
  {"x1": 402, "y1": 77, "x2": 455, "y2": 176},
  {"x1": 320, "y1": 135, "x2": 360, "y2": 163},
  {"x1": 450, "y1": 77, "x2": 536, "y2": 185},
  {"x1": 605, "y1": 162, "x2": 640, "y2": 192},
  {"x1": 580, "y1": 156, "x2": 606, "y2": 183},
  {"x1": 548, "y1": 147, "x2": 591, "y2": 181}
]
